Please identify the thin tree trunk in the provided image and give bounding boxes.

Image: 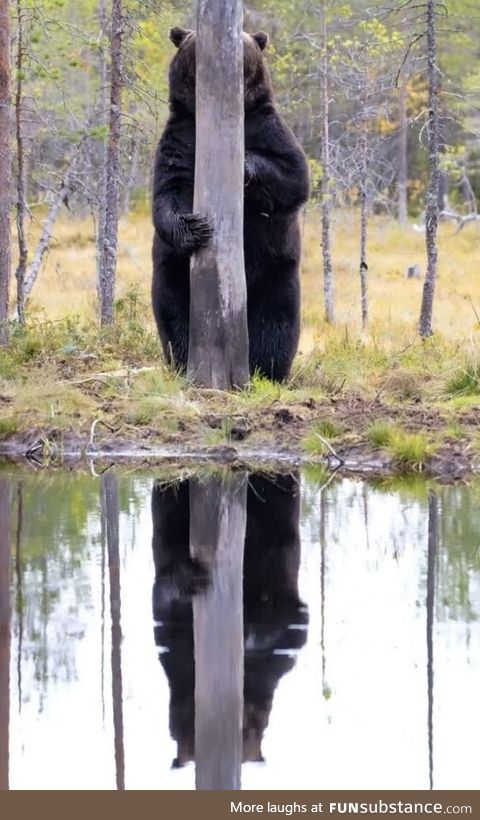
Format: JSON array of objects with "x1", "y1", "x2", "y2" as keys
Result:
[
  {"x1": 96, "y1": 0, "x2": 108, "y2": 306},
  {"x1": 320, "y1": 0, "x2": 334, "y2": 325},
  {"x1": 122, "y1": 125, "x2": 139, "y2": 217},
  {"x1": 101, "y1": 473, "x2": 125, "y2": 791},
  {"x1": 187, "y1": 0, "x2": 249, "y2": 388},
  {"x1": 0, "y1": 0, "x2": 11, "y2": 346},
  {"x1": 419, "y1": 0, "x2": 440, "y2": 338},
  {"x1": 0, "y1": 479, "x2": 12, "y2": 791},
  {"x1": 191, "y1": 476, "x2": 246, "y2": 790},
  {"x1": 426, "y1": 490, "x2": 437, "y2": 791},
  {"x1": 14, "y1": 0, "x2": 28, "y2": 324},
  {"x1": 23, "y1": 146, "x2": 82, "y2": 299},
  {"x1": 397, "y1": 72, "x2": 408, "y2": 225},
  {"x1": 359, "y1": 86, "x2": 368, "y2": 330},
  {"x1": 98, "y1": 0, "x2": 123, "y2": 326}
]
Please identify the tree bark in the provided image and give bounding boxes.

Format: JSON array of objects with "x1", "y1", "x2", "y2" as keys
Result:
[
  {"x1": 320, "y1": 0, "x2": 334, "y2": 325},
  {"x1": 397, "y1": 72, "x2": 408, "y2": 225},
  {"x1": 191, "y1": 475, "x2": 246, "y2": 790},
  {"x1": 0, "y1": 479, "x2": 11, "y2": 791},
  {"x1": 14, "y1": 0, "x2": 28, "y2": 324},
  {"x1": 187, "y1": 0, "x2": 249, "y2": 388},
  {"x1": 419, "y1": 0, "x2": 440, "y2": 339},
  {"x1": 98, "y1": 0, "x2": 123, "y2": 326},
  {"x1": 359, "y1": 84, "x2": 368, "y2": 330},
  {"x1": 0, "y1": 0, "x2": 11, "y2": 346},
  {"x1": 96, "y1": 0, "x2": 108, "y2": 309}
]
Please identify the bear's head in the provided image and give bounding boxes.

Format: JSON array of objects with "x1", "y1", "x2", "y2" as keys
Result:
[{"x1": 168, "y1": 26, "x2": 273, "y2": 114}]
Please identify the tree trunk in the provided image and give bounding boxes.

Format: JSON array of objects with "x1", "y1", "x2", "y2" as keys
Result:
[
  {"x1": 0, "y1": 479, "x2": 11, "y2": 791},
  {"x1": 0, "y1": 0, "x2": 11, "y2": 346},
  {"x1": 419, "y1": 0, "x2": 440, "y2": 339},
  {"x1": 96, "y1": 0, "x2": 108, "y2": 308},
  {"x1": 98, "y1": 0, "x2": 123, "y2": 327},
  {"x1": 320, "y1": 0, "x2": 334, "y2": 325},
  {"x1": 187, "y1": 0, "x2": 249, "y2": 388},
  {"x1": 397, "y1": 72, "x2": 408, "y2": 225},
  {"x1": 14, "y1": 0, "x2": 28, "y2": 324},
  {"x1": 101, "y1": 473, "x2": 125, "y2": 791},
  {"x1": 191, "y1": 476, "x2": 246, "y2": 790},
  {"x1": 359, "y1": 86, "x2": 368, "y2": 330},
  {"x1": 23, "y1": 146, "x2": 82, "y2": 299}
]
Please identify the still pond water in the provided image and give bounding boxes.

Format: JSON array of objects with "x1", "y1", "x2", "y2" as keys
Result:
[{"x1": 0, "y1": 468, "x2": 479, "y2": 791}]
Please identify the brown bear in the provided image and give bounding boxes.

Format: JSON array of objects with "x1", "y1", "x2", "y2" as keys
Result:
[{"x1": 152, "y1": 27, "x2": 309, "y2": 381}]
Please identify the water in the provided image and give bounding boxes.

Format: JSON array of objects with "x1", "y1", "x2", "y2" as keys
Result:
[{"x1": 0, "y1": 468, "x2": 479, "y2": 791}]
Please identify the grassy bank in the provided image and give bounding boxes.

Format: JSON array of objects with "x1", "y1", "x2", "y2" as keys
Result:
[{"x1": 2, "y1": 210, "x2": 480, "y2": 474}]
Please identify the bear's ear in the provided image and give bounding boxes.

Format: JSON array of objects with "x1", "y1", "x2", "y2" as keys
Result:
[
  {"x1": 169, "y1": 27, "x2": 191, "y2": 48},
  {"x1": 252, "y1": 31, "x2": 269, "y2": 51}
]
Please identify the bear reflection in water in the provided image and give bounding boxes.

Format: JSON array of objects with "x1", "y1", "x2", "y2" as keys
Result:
[{"x1": 152, "y1": 473, "x2": 308, "y2": 768}]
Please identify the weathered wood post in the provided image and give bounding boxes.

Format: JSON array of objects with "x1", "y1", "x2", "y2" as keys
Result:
[
  {"x1": 187, "y1": 0, "x2": 249, "y2": 389},
  {"x1": 190, "y1": 475, "x2": 246, "y2": 790}
]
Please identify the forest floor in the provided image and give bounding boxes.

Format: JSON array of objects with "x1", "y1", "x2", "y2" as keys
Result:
[{"x1": 2, "y1": 210, "x2": 480, "y2": 478}]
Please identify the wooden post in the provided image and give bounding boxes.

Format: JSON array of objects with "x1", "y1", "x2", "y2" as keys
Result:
[
  {"x1": 187, "y1": 0, "x2": 249, "y2": 389},
  {"x1": 190, "y1": 476, "x2": 246, "y2": 790}
]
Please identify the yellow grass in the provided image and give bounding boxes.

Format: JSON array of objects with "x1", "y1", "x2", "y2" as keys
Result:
[{"x1": 16, "y1": 207, "x2": 480, "y2": 356}]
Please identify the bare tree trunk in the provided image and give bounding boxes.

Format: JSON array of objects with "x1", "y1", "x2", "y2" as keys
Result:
[
  {"x1": 397, "y1": 72, "x2": 408, "y2": 225},
  {"x1": 187, "y1": 0, "x2": 249, "y2": 388},
  {"x1": 320, "y1": 0, "x2": 334, "y2": 325},
  {"x1": 191, "y1": 476, "x2": 246, "y2": 790},
  {"x1": 96, "y1": 0, "x2": 108, "y2": 305},
  {"x1": 14, "y1": 0, "x2": 28, "y2": 324},
  {"x1": 419, "y1": 0, "x2": 440, "y2": 339},
  {"x1": 0, "y1": 0, "x2": 11, "y2": 346},
  {"x1": 0, "y1": 479, "x2": 11, "y2": 790},
  {"x1": 122, "y1": 123, "x2": 139, "y2": 217},
  {"x1": 23, "y1": 146, "x2": 83, "y2": 299},
  {"x1": 98, "y1": 0, "x2": 123, "y2": 326},
  {"x1": 359, "y1": 88, "x2": 368, "y2": 330},
  {"x1": 101, "y1": 473, "x2": 125, "y2": 791},
  {"x1": 426, "y1": 490, "x2": 437, "y2": 791}
]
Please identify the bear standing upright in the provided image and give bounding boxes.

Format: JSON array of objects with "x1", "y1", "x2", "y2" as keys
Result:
[{"x1": 152, "y1": 27, "x2": 309, "y2": 381}]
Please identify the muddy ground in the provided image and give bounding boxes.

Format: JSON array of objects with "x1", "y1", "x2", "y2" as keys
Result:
[{"x1": 1, "y1": 395, "x2": 478, "y2": 480}]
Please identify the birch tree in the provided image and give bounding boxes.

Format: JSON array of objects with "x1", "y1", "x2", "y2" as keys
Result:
[
  {"x1": 0, "y1": 0, "x2": 11, "y2": 346},
  {"x1": 419, "y1": 0, "x2": 440, "y2": 338},
  {"x1": 187, "y1": 0, "x2": 249, "y2": 389}
]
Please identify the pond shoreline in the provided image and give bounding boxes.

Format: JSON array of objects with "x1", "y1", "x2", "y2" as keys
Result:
[{"x1": 0, "y1": 426, "x2": 475, "y2": 481}]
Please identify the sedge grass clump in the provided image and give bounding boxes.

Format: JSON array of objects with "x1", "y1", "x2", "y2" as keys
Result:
[
  {"x1": 446, "y1": 360, "x2": 480, "y2": 397},
  {"x1": 388, "y1": 430, "x2": 432, "y2": 472},
  {"x1": 367, "y1": 420, "x2": 396, "y2": 448},
  {"x1": 302, "y1": 419, "x2": 343, "y2": 455}
]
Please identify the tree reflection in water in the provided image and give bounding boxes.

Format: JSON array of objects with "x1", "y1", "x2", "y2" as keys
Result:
[{"x1": 151, "y1": 473, "x2": 309, "y2": 788}]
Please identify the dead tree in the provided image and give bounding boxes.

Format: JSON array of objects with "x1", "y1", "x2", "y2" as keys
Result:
[
  {"x1": 419, "y1": 0, "x2": 440, "y2": 339},
  {"x1": 187, "y1": 0, "x2": 249, "y2": 389},
  {"x1": 191, "y1": 475, "x2": 246, "y2": 790},
  {"x1": 0, "y1": 0, "x2": 11, "y2": 346},
  {"x1": 98, "y1": 0, "x2": 124, "y2": 326}
]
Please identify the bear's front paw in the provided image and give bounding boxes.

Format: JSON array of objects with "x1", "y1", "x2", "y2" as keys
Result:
[{"x1": 177, "y1": 213, "x2": 214, "y2": 252}]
